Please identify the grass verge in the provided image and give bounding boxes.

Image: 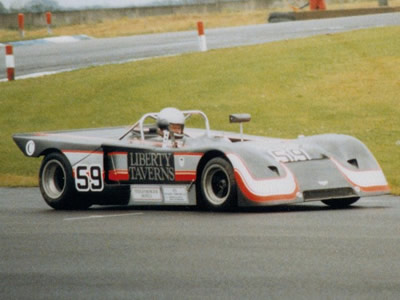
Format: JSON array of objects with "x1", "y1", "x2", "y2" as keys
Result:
[{"x1": 0, "y1": 26, "x2": 399, "y2": 194}]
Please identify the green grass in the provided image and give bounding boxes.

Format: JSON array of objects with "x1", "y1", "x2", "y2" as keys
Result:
[{"x1": 1, "y1": 26, "x2": 399, "y2": 194}]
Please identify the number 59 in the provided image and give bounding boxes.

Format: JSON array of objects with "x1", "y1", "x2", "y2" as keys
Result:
[{"x1": 75, "y1": 165, "x2": 104, "y2": 192}]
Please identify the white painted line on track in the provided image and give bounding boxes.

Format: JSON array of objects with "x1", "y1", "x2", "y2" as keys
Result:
[
  {"x1": 0, "y1": 54, "x2": 179, "y2": 82},
  {"x1": 64, "y1": 212, "x2": 143, "y2": 221}
]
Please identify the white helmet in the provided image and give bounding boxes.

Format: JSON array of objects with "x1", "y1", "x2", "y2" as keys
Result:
[
  {"x1": 158, "y1": 107, "x2": 185, "y2": 125},
  {"x1": 157, "y1": 107, "x2": 185, "y2": 138}
]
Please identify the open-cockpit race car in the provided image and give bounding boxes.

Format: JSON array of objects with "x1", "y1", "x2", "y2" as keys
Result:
[{"x1": 13, "y1": 108, "x2": 390, "y2": 210}]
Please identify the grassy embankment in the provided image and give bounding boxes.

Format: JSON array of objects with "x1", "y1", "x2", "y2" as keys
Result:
[
  {"x1": 1, "y1": 0, "x2": 400, "y2": 42},
  {"x1": 0, "y1": 26, "x2": 399, "y2": 193}
]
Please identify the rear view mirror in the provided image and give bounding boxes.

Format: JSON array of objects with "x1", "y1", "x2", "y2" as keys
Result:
[
  {"x1": 229, "y1": 114, "x2": 251, "y2": 123},
  {"x1": 229, "y1": 114, "x2": 251, "y2": 142}
]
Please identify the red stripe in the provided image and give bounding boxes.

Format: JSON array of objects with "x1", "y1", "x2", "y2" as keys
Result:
[
  {"x1": 197, "y1": 21, "x2": 204, "y2": 36},
  {"x1": 18, "y1": 13, "x2": 24, "y2": 29},
  {"x1": 108, "y1": 151, "x2": 128, "y2": 156},
  {"x1": 175, "y1": 171, "x2": 196, "y2": 182},
  {"x1": 7, "y1": 68, "x2": 14, "y2": 81},
  {"x1": 109, "y1": 170, "x2": 129, "y2": 181},
  {"x1": 5, "y1": 45, "x2": 13, "y2": 55}
]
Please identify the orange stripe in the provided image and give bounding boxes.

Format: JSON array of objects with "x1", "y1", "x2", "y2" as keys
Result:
[
  {"x1": 234, "y1": 170, "x2": 298, "y2": 203},
  {"x1": 359, "y1": 184, "x2": 390, "y2": 193},
  {"x1": 174, "y1": 152, "x2": 203, "y2": 156},
  {"x1": 331, "y1": 158, "x2": 390, "y2": 193}
]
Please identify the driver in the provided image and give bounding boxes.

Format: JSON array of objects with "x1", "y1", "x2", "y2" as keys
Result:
[{"x1": 157, "y1": 107, "x2": 185, "y2": 147}]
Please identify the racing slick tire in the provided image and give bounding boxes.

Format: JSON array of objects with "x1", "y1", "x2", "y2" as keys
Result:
[
  {"x1": 321, "y1": 197, "x2": 360, "y2": 208},
  {"x1": 39, "y1": 152, "x2": 92, "y2": 210},
  {"x1": 200, "y1": 157, "x2": 237, "y2": 211}
]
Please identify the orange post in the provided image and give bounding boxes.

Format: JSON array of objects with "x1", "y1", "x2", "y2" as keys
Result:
[
  {"x1": 46, "y1": 12, "x2": 52, "y2": 34},
  {"x1": 18, "y1": 13, "x2": 25, "y2": 38},
  {"x1": 197, "y1": 21, "x2": 204, "y2": 36},
  {"x1": 197, "y1": 21, "x2": 207, "y2": 52},
  {"x1": 46, "y1": 12, "x2": 52, "y2": 25},
  {"x1": 310, "y1": 0, "x2": 326, "y2": 10},
  {"x1": 5, "y1": 45, "x2": 15, "y2": 81}
]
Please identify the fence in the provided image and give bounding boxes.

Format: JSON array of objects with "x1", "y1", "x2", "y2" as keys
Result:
[{"x1": 0, "y1": 0, "x2": 275, "y2": 29}]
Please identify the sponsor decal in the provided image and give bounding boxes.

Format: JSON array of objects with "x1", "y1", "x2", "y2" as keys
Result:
[
  {"x1": 163, "y1": 186, "x2": 189, "y2": 204},
  {"x1": 107, "y1": 150, "x2": 201, "y2": 183},
  {"x1": 130, "y1": 185, "x2": 189, "y2": 204},
  {"x1": 131, "y1": 185, "x2": 163, "y2": 202},
  {"x1": 25, "y1": 140, "x2": 35, "y2": 156},
  {"x1": 318, "y1": 180, "x2": 329, "y2": 186},
  {"x1": 128, "y1": 151, "x2": 175, "y2": 183}
]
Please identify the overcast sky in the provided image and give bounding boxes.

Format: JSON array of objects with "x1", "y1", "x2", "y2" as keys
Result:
[{"x1": 1, "y1": 0, "x2": 162, "y2": 9}]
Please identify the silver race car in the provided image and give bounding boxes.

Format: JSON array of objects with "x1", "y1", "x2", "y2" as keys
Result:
[{"x1": 13, "y1": 107, "x2": 390, "y2": 210}]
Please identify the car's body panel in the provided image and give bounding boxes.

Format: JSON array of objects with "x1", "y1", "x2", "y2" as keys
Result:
[{"x1": 13, "y1": 115, "x2": 390, "y2": 209}]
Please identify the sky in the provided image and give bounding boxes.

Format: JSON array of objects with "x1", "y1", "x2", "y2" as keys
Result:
[{"x1": 1, "y1": 0, "x2": 163, "y2": 9}]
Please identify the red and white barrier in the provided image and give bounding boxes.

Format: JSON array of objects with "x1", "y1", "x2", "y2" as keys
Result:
[
  {"x1": 197, "y1": 21, "x2": 207, "y2": 52},
  {"x1": 5, "y1": 45, "x2": 15, "y2": 81},
  {"x1": 46, "y1": 12, "x2": 52, "y2": 35},
  {"x1": 18, "y1": 13, "x2": 25, "y2": 38}
]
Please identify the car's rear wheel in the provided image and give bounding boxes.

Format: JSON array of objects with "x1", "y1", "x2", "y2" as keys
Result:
[
  {"x1": 322, "y1": 197, "x2": 359, "y2": 208},
  {"x1": 200, "y1": 157, "x2": 236, "y2": 211},
  {"x1": 39, "y1": 152, "x2": 91, "y2": 210}
]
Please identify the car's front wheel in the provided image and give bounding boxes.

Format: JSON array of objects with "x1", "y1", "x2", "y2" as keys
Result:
[
  {"x1": 200, "y1": 157, "x2": 236, "y2": 211},
  {"x1": 321, "y1": 197, "x2": 359, "y2": 208},
  {"x1": 39, "y1": 152, "x2": 91, "y2": 210}
]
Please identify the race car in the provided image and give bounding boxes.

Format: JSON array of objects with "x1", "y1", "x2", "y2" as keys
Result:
[{"x1": 13, "y1": 107, "x2": 390, "y2": 210}]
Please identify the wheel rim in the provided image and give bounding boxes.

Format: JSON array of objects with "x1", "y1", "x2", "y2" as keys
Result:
[
  {"x1": 42, "y1": 159, "x2": 66, "y2": 200},
  {"x1": 203, "y1": 165, "x2": 231, "y2": 206}
]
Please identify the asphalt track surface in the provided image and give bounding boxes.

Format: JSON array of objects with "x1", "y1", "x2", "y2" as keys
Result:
[
  {"x1": 1, "y1": 13, "x2": 400, "y2": 80},
  {"x1": 1, "y1": 187, "x2": 400, "y2": 299}
]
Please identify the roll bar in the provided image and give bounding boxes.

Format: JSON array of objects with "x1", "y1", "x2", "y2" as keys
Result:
[{"x1": 119, "y1": 110, "x2": 210, "y2": 141}]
